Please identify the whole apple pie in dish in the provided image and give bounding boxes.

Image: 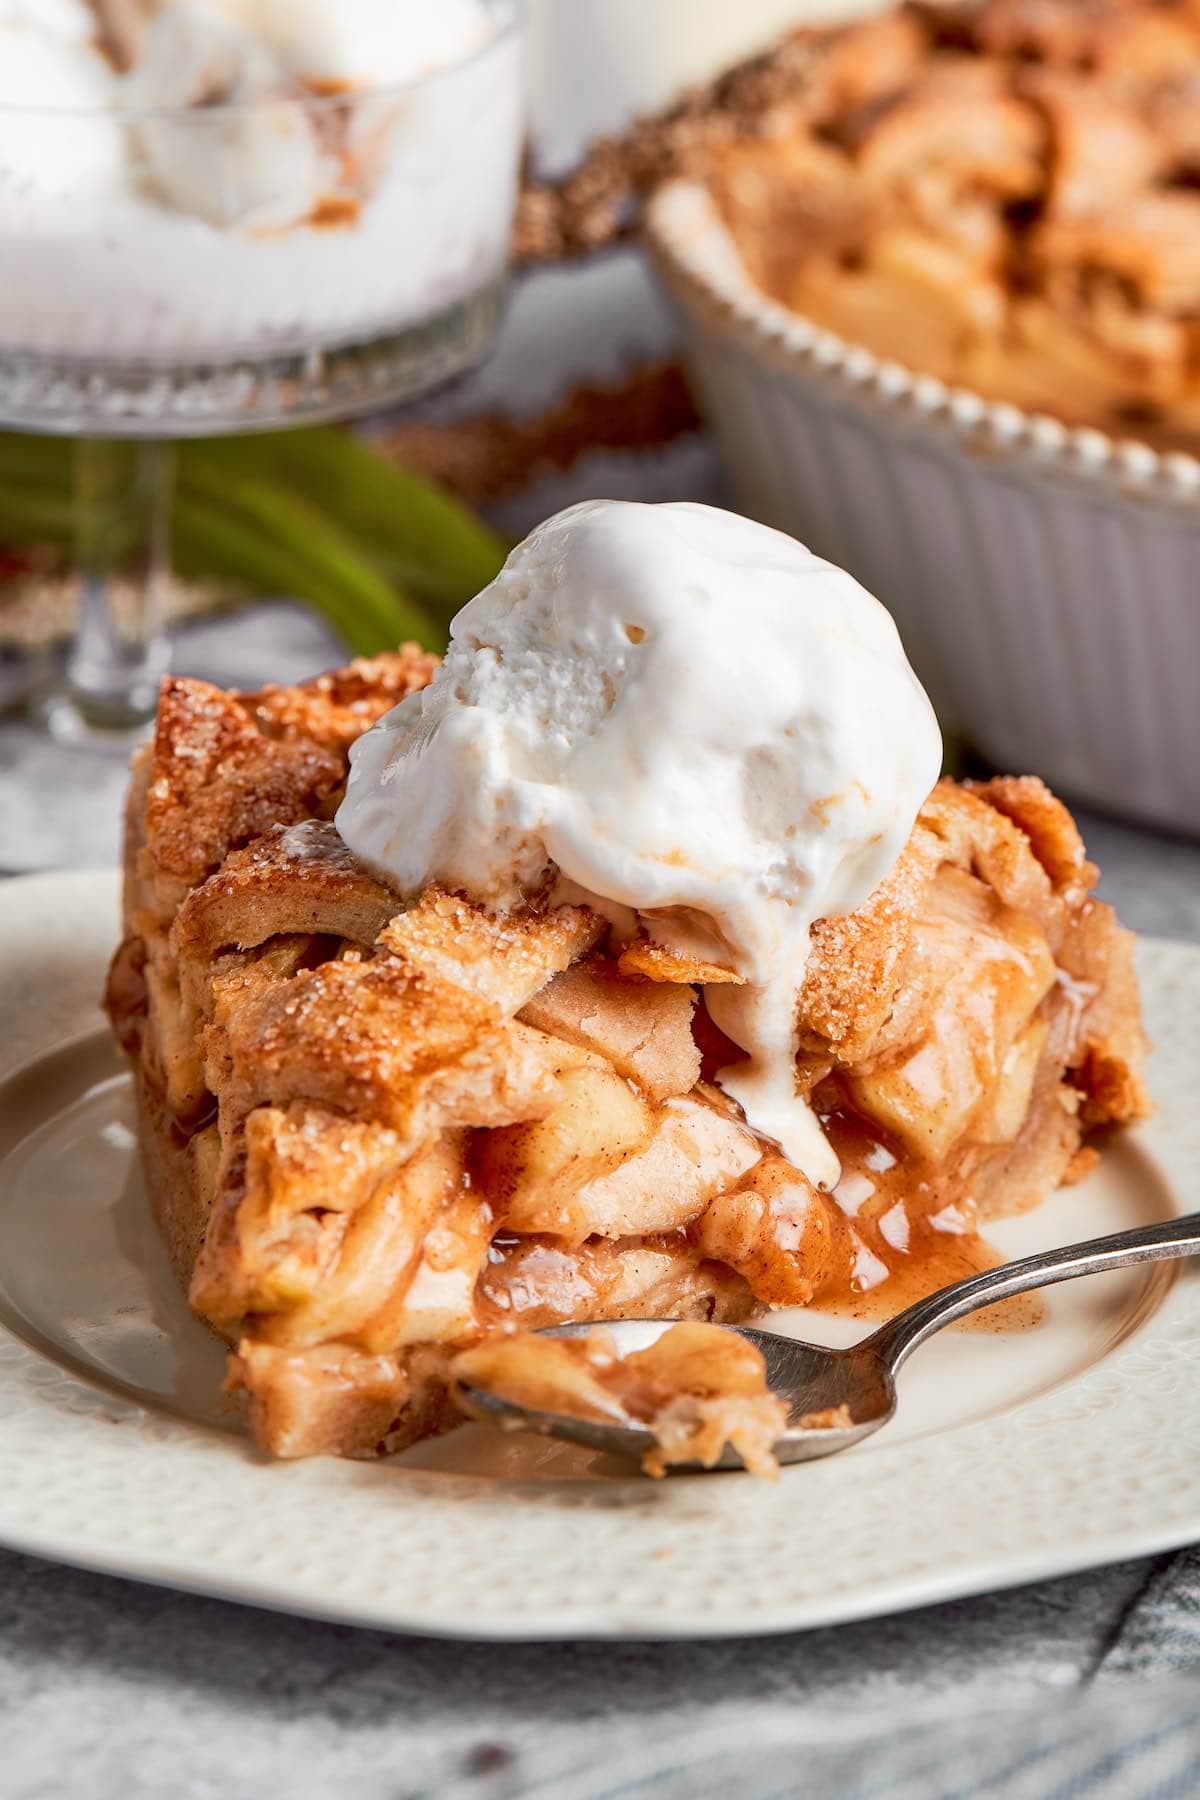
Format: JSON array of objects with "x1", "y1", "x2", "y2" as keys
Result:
[
  {"x1": 105, "y1": 502, "x2": 1149, "y2": 1466},
  {"x1": 705, "y1": 0, "x2": 1200, "y2": 448}
]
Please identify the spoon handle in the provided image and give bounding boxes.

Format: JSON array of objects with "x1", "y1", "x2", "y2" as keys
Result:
[{"x1": 866, "y1": 1211, "x2": 1200, "y2": 1374}]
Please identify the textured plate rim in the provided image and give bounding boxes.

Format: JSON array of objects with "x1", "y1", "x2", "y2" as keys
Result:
[{"x1": 0, "y1": 869, "x2": 1198, "y2": 1643}]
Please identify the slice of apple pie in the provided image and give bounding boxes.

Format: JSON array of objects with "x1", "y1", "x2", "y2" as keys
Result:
[{"x1": 106, "y1": 647, "x2": 1149, "y2": 1463}]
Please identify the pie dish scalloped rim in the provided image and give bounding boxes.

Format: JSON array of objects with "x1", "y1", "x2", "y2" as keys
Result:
[
  {"x1": 645, "y1": 180, "x2": 1200, "y2": 503},
  {"x1": 1, "y1": 867, "x2": 1198, "y2": 1643}
]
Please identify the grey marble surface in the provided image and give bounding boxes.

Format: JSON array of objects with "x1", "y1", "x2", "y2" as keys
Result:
[
  {"x1": 2, "y1": 603, "x2": 1199, "y2": 1799},
  {"x1": 0, "y1": 1546, "x2": 1172, "y2": 1800}
]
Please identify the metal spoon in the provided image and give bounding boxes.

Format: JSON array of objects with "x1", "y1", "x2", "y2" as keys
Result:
[{"x1": 459, "y1": 1211, "x2": 1200, "y2": 1471}]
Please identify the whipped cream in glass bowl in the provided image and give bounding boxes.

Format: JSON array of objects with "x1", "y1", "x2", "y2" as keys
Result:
[
  {"x1": 0, "y1": 0, "x2": 524, "y2": 738},
  {"x1": 0, "y1": 0, "x2": 523, "y2": 394}
]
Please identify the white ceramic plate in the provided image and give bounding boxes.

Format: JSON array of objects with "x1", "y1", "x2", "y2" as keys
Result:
[{"x1": 1, "y1": 871, "x2": 1198, "y2": 1642}]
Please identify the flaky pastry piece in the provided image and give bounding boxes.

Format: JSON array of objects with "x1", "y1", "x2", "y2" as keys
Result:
[
  {"x1": 453, "y1": 1323, "x2": 790, "y2": 1480},
  {"x1": 107, "y1": 656, "x2": 1149, "y2": 1464},
  {"x1": 705, "y1": 0, "x2": 1200, "y2": 448}
]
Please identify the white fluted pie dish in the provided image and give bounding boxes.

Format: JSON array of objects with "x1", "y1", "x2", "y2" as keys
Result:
[{"x1": 647, "y1": 181, "x2": 1200, "y2": 838}]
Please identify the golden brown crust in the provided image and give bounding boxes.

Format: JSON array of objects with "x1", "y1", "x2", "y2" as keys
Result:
[
  {"x1": 618, "y1": 938, "x2": 744, "y2": 985},
  {"x1": 189, "y1": 1102, "x2": 417, "y2": 1332},
  {"x1": 380, "y1": 362, "x2": 703, "y2": 509},
  {"x1": 105, "y1": 932, "x2": 148, "y2": 1059},
  {"x1": 144, "y1": 677, "x2": 347, "y2": 894},
  {"x1": 379, "y1": 889, "x2": 605, "y2": 1011},
  {"x1": 966, "y1": 775, "x2": 1098, "y2": 895},
  {"x1": 172, "y1": 822, "x2": 402, "y2": 963},
  {"x1": 240, "y1": 648, "x2": 439, "y2": 752},
  {"x1": 227, "y1": 1340, "x2": 454, "y2": 1461},
  {"x1": 216, "y1": 953, "x2": 560, "y2": 1137},
  {"x1": 140, "y1": 649, "x2": 435, "y2": 911},
  {"x1": 133, "y1": 1069, "x2": 219, "y2": 1302}
]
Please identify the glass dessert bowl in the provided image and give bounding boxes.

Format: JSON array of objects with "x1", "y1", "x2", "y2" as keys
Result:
[
  {"x1": 0, "y1": 0, "x2": 524, "y2": 736},
  {"x1": 104, "y1": 500, "x2": 1150, "y2": 1470}
]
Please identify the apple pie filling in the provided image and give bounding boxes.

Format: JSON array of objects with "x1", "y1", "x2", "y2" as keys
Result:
[{"x1": 706, "y1": 0, "x2": 1200, "y2": 448}]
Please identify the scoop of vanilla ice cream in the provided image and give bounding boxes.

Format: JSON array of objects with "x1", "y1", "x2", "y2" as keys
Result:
[
  {"x1": 213, "y1": 0, "x2": 495, "y2": 87},
  {"x1": 124, "y1": 2, "x2": 331, "y2": 229},
  {"x1": 0, "y1": 20, "x2": 124, "y2": 205},
  {"x1": 338, "y1": 501, "x2": 942, "y2": 1187}
]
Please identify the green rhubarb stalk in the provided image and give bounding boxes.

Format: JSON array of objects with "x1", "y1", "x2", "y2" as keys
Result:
[
  {"x1": 0, "y1": 426, "x2": 499, "y2": 650},
  {"x1": 184, "y1": 428, "x2": 507, "y2": 616},
  {"x1": 0, "y1": 436, "x2": 421, "y2": 654},
  {"x1": 171, "y1": 496, "x2": 393, "y2": 657},
  {"x1": 180, "y1": 460, "x2": 434, "y2": 646},
  {"x1": 0, "y1": 484, "x2": 75, "y2": 547},
  {"x1": 0, "y1": 433, "x2": 73, "y2": 485},
  {"x1": 172, "y1": 483, "x2": 432, "y2": 656},
  {"x1": 0, "y1": 436, "x2": 73, "y2": 551}
]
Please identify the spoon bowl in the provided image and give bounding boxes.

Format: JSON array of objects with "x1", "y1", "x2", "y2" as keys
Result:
[{"x1": 461, "y1": 1321, "x2": 898, "y2": 1469}]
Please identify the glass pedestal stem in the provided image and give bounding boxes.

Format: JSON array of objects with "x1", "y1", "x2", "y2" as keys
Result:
[{"x1": 48, "y1": 437, "x2": 174, "y2": 740}]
